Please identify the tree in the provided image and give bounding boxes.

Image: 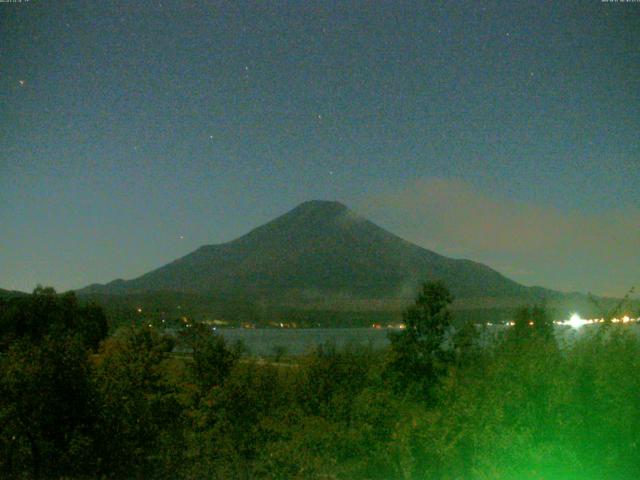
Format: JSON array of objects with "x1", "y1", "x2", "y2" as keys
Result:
[
  {"x1": 589, "y1": 286, "x2": 636, "y2": 326},
  {"x1": 183, "y1": 323, "x2": 241, "y2": 392},
  {"x1": 0, "y1": 336, "x2": 97, "y2": 478},
  {"x1": 509, "y1": 305, "x2": 556, "y2": 345},
  {"x1": 75, "y1": 303, "x2": 109, "y2": 351},
  {"x1": 531, "y1": 304, "x2": 554, "y2": 342},
  {"x1": 0, "y1": 286, "x2": 108, "y2": 352},
  {"x1": 91, "y1": 325, "x2": 183, "y2": 478},
  {"x1": 0, "y1": 287, "x2": 110, "y2": 477},
  {"x1": 387, "y1": 281, "x2": 454, "y2": 397},
  {"x1": 452, "y1": 319, "x2": 482, "y2": 367},
  {"x1": 512, "y1": 306, "x2": 532, "y2": 340}
]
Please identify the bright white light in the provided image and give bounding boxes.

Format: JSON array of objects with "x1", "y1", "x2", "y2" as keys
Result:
[{"x1": 568, "y1": 313, "x2": 587, "y2": 330}]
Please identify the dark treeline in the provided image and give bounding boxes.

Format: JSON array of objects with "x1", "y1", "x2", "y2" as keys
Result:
[
  {"x1": 78, "y1": 291, "x2": 526, "y2": 329},
  {"x1": 1, "y1": 284, "x2": 640, "y2": 479}
]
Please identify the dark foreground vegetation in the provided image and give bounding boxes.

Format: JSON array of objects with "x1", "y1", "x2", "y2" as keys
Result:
[{"x1": 1, "y1": 285, "x2": 640, "y2": 479}]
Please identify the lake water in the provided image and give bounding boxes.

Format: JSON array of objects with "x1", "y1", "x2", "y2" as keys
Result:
[
  {"x1": 217, "y1": 327, "x2": 396, "y2": 356},
  {"x1": 213, "y1": 323, "x2": 637, "y2": 356}
]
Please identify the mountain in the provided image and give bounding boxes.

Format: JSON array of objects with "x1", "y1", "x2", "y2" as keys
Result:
[
  {"x1": 0, "y1": 288, "x2": 28, "y2": 298},
  {"x1": 79, "y1": 200, "x2": 559, "y2": 309},
  {"x1": 0, "y1": 288, "x2": 28, "y2": 297}
]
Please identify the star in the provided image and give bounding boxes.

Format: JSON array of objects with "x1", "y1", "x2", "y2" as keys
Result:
[{"x1": 18, "y1": 80, "x2": 25, "y2": 87}]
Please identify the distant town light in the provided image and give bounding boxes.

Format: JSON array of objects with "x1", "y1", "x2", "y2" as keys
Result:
[{"x1": 568, "y1": 313, "x2": 587, "y2": 330}]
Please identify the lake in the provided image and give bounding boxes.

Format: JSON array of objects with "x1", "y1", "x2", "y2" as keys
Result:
[
  {"x1": 216, "y1": 327, "x2": 396, "y2": 356},
  {"x1": 212, "y1": 323, "x2": 636, "y2": 356}
]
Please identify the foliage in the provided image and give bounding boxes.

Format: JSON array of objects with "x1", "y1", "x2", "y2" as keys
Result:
[
  {"x1": 588, "y1": 286, "x2": 636, "y2": 324},
  {"x1": 3, "y1": 286, "x2": 640, "y2": 479},
  {"x1": 0, "y1": 287, "x2": 108, "y2": 478},
  {"x1": 0, "y1": 286, "x2": 107, "y2": 351},
  {"x1": 510, "y1": 304, "x2": 556, "y2": 344},
  {"x1": 387, "y1": 281, "x2": 454, "y2": 398},
  {"x1": 91, "y1": 325, "x2": 184, "y2": 478},
  {"x1": 0, "y1": 335, "x2": 97, "y2": 479},
  {"x1": 181, "y1": 323, "x2": 241, "y2": 392}
]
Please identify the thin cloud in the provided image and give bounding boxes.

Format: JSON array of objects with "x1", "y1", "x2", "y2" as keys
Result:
[{"x1": 359, "y1": 178, "x2": 639, "y2": 296}]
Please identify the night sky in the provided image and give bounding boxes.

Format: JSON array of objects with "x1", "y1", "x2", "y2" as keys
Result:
[{"x1": 1, "y1": 1, "x2": 638, "y2": 296}]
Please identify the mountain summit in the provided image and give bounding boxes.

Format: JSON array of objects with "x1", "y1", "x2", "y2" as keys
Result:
[{"x1": 79, "y1": 201, "x2": 549, "y2": 304}]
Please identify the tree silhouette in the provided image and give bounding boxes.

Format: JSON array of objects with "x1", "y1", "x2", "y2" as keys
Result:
[
  {"x1": 387, "y1": 281, "x2": 453, "y2": 397},
  {"x1": 184, "y1": 323, "x2": 240, "y2": 392},
  {"x1": 510, "y1": 305, "x2": 555, "y2": 345},
  {"x1": 0, "y1": 286, "x2": 107, "y2": 352}
]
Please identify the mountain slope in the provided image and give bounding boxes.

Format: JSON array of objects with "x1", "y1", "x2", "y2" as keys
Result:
[
  {"x1": 0, "y1": 288, "x2": 28, "y2": 298},
  {"x1": 79, "y1": 201, "x2": 556, "y2": 304}
]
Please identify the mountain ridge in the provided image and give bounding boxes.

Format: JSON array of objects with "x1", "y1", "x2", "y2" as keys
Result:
[{"x1": 78, "y1": 200, "x2": 558, "y2": 306}]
